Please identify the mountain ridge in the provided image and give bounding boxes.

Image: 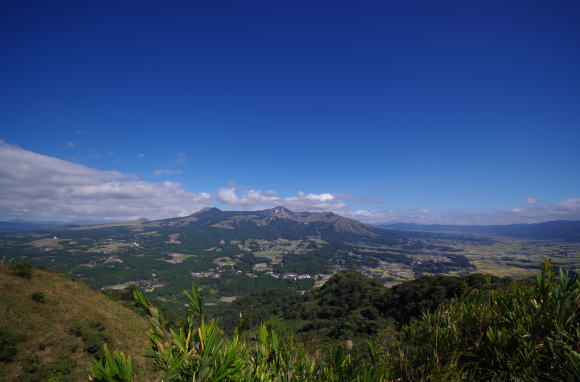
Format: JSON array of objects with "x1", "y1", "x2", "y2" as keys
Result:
[
  {"x1": 120, "y1": 206, "x2": 381, "y2": 238},
  {"x1": 380, "y1": 220, "x2": 580, "y2": 241}
]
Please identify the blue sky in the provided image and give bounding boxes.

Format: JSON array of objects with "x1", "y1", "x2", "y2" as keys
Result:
[{"x1": 1, "y1": 0, "x2": 579, "y2": 224}]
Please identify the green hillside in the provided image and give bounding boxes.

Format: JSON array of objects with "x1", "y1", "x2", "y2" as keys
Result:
[
  {"x1": 211, "y1": 270, "x2": 512, "y2": 339},
  {"x1": 0, "y1": 263, "x2": 157, "y2": 382}
]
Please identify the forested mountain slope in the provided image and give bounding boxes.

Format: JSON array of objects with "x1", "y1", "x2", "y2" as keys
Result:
[{"x1": 212, "y1": 270, "x2": 512, "y2": 338}]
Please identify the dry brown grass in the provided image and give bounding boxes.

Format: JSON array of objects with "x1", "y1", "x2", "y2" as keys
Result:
[{"x1": 0, "y1": 263, "x2": 158, "y2": 381}]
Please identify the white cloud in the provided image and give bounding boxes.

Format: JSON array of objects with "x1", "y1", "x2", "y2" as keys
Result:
[
  {"x1": 523, "y1": 197, "x2": 540, "y2": 205},
  {"x1": 0, "y1": 141, "x2": 347, "y2": 222},
  {"x1": 66, "y1": 141, "x2": 77, "y2": 148},
  {"x1": 174, "y1": 152, "x2": 187, "y2": 165},
  {"x1": 216, "y1": 187, "x2": 347, "y2": 211},
  {"x1": 350, "y1": 208, "x2": 436, "y2": 224},
  {"x1": 88, "y1": 150, "x2": 102, "y2": 159},
  {"x1": 153, "y1": 169, "x2": 183, "y2": 176},
  {"x1": 137, "y1": 153, "x2": 146, "y2": 159},
  {"x1": 354, "y1": 199, "x2": 580, "y2": 225},
  {"x1": 216, "y1": 188, "x2": 239, "y2": 205},
  {"x1": 503, "y1": 197, "x2": 580, "y2": 223},
  {"x1": 0, "y1": 141, "x2": 210, "y2": 221},
  {"x1": 299, "y1": 191, "x2": 335, "y2": 202},
  {"x1": 447, "y1": 199, "x2": 580, "y2": 225}
]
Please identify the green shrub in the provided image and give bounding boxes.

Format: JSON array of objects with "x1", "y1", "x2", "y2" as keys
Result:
[
  {"x1": 17, "y1": 354, "x2": 77, "y2": 382},
  {"x1": 30, "y1": 292, "x2": 46, "y2": 303},
  {"x1": 90, "y1": 345, "x2": 133, "y2": 382},
  {"x1": 0, "y1": 328, "x2": 17, "y2": 362},
  {"x1": 68, "y1": 321, "x2": 110, "y2": 359},
  {"x1": 9, "y1": 262, "x2": 33, "y2": 279},
  {"x1": 393, "y1": 260, "x2": 579, "y2": 380}
]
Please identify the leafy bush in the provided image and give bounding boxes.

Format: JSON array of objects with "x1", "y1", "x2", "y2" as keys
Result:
[
  {"x1": 392, "y1": 260, "x2": 579, "y2": 380},
  {"x1": 30, "y1": 292, "x2": 46, "y2": 303},
  {"x1": 69, "y1": 321, "x2": 110, "y2": 359},
  {"x1": 18, "y1": 354, "x2": 77, "y2": 382},
  {"x1": 9, "y1": 262, "x2": 33, "y2": 278},
  {"x1": 0, "y1": 328, "x2": 17, "y2": 362},
  {"x1": 90, "y1": 345, "x2": 133, "y2": 382}
]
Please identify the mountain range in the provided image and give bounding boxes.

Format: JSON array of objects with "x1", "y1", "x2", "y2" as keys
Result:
[
  {"x1": 380, "y1": 220, "x2": 580, "y2": 241},
  {"x1": 144, "y1": 206, "x2": 382, "y2": 238},
  {"x1": 3, "y1": 210, "x2": 579, "y2": 243}
]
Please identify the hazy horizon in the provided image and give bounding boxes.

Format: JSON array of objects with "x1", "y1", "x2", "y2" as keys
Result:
[{"x1": 2, "y1": 204, "x2": 580, "y2": 227}]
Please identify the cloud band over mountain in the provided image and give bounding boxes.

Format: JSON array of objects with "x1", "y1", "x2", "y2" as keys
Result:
[
  {"x1": 0, "y1": 141, "x2": 345, "y2": 221},
  {"x1": 1, "y1": 141, "x2": 579, "y2": 225}
]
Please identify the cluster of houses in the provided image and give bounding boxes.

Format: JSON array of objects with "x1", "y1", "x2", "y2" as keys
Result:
[
  {"x1": 190, "y1": 271, "x2": 223, "y2": 279},
  {"x1": 190, "y1": 268, "x2": 323, "y2": 281},
  {"x1": 266, "y1": 271, "x2": 313, "y2": 280}
]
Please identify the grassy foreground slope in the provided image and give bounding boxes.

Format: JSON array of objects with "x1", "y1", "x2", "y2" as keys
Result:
[{"x1": 0, "y1": 263, "x2": 156, "y2": 382}]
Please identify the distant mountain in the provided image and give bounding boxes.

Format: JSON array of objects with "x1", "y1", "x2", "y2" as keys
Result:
[
  {"x1": 147, "y1": 206, "x2": 381, "y2": 239},
  {"x1": 380, "y1": 220, "x2": 580, "y2": 241},
  {"x1": 0, "y1": 219, "x2": 114, "y2": 232},
  {"x1": 0, "y1": 207, "x2": 407, "y2": 300},
  {"x1": 0, "y1": 220, "x2": 63, "y2": 232}
]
